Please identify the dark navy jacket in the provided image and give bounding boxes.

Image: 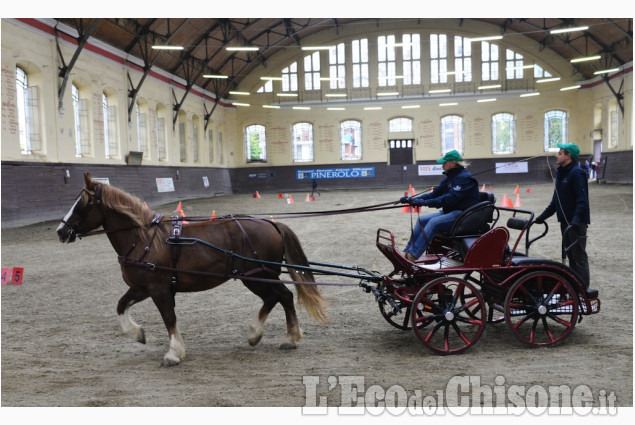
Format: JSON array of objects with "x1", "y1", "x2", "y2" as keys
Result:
[
  {"x1": 540, "y1": 161, "x2": 590, "y2": 225},
  {"x1": 417, "y1": 166, "x2": 480, "y2": 213}
]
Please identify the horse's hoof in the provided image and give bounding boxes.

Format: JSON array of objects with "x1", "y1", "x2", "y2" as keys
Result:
[
  {"x1": 279, "y1": 342, "x2": 297, "y2": 350},
  {"x1": 248, "y1": 334, "x2": 263, "y2": 346},
  {"x1": 137, "y1": 329, "x2": 146, "y2": 344},
  {"x1": 161, "y1": 352, "x2": 181, "y2": 367}
]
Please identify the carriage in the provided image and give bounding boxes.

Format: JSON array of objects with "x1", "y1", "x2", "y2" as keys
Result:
[{"x1": 57, "y1": 174, "x2": 600, "y2": 365}]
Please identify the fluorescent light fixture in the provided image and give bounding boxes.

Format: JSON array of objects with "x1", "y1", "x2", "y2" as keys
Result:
[
  {"x1": 401, "y1": 105, "x2": 420, "y2": 109},
  {"x1": 226, "y1": 46, "x2": 259, "y2": 51},
  {"x1": 505, "y1": 64, "x2": 534, "y2": 71},
  {"x1": 520, "y1": 92, "x2": 540, "y2": 97},
  {"x1": 560, "y1": 85, "x2": 581, "y2": 91},
  {"x1": 232, "y1": 102, "x2": 250, "y2": 107},
  {"x1": 301, "y1": 46, "x2": 333, "y2": 51},
  {"x1": 570, "y1": 55, "x2": 601, "y2": 63},
  {"x1": 477, "y1": 98, "x2": 497, "y2": 103},
  {"x1": 325, "y1": 93, "x2": 347, "y2": 98},
  {"x1": 229, "y1": 91, "x2": 250, "y2": 95},
  {"x1": 203, "y1": 74, "x2": 228, "y2": 79},
  {"x1": 327, "y1": 107, "x2": 345, "y2": 111},
  {"x1": 536, "y1": 77, "x2": 561, "y2": 83},
  {"x1": 468, "y1": 35, "x2": 503, "y2": 43},
  {"x1": 429, "y1": 89, "x2": 451, "y2": 94},
  {"x1": 260, "y1": 76, "x2": 283, "y2": 81},
  {"x1": 550, "y1": 25, "x2": 589, "y2": 35},
  {"x1": 364, "y1": 107, "x2": 382, "y2": 110},
  {"x1": 440, "y1": 102, "x2": 458, "y2": 106},
  {"x1": 262, "y1": 105, "x2": 280, "y2": 109},
  {"x1": 594, "y1": 68, "x2": 620, "y2": 75},
  {"x1": 378, "y1": 75, "x2": 404, "y2": 80},
  {"x1": 320, "y1": 77, "x2": 344, "y2": 81},
  {"x1": 292, "y1": 106, "x2": 311, "y2": 110},
  {"x1": 151, "y1": 45, "x2": 184, "y2": 50},
  {"x1": 478, "y1": 84, "x2": 502, "y2": 90},
  {"x1": 276, "y1": 93, "x2": 298, "y2": 97},
  {"x1": 377, "y1": 92, "x2": 399, "y2": 96}
]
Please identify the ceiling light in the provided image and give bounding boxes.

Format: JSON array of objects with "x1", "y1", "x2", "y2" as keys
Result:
[
  {"x1": 292, "y1": 106, "x2": 311, "y2": 110},
  {"x1": 276, "y1": 93, "x2": 298, "y2": 97},
  {"x1": 536, "y1": 77, "x2": 561, "y2": 83},
  {"x1": 505, "y1": 64, "x2": 534, "y2": 70},
  {"x1": 478, "y1": 84, "x2": 502, "y2": 90},
  {"x1": 468, "y1": 35, "x2": 503, "y2": 43},
  {"x1": 327, "y1": 107, "x2": 345, "y2": 111},
  {"x1": 232, "y1": 102, "x2": 250, "y2": 107},
  {"x1": 520, "y1": 92, "x2": 540, "y2": 97},
  {"x1": 550, "y1": 25, "x2": 589, "y2": 35},
  {"x1": 260, "y1": 76, "x2": 283, "y2": 81},
  {"x1": 429, "y1": 89, "x2": 451, "y2": 94},
  {"x1": 325, "y1": 93, "x2": 347, "y2": 98},
  {"x1": 477, "y1": 98, "x2": 497, "y2": 103},
  {"x1": 378, "y1": 75, "x2": 404, "y2": 80},
  {"x1": 301, "y1": 46, "x2": 333, "y2": 51},
  {"x1": 203, "y1": 74, "x2": 228, "y2": 79},
  {"x1": 364, "y1": 107, "x2": 382, "y2": 110},
  {"x1": 440, "y1": 102, "x2": 458, "y2": 106},
  {"x1": 229, "y1": 91, "x2": 250, "y2": 95},
  {"x1": 570, "y1": 55, "x2": 601, "y2": 63},
  {"x1": 560, "y1": 85, "x2": 581, "y2": 91},
  {"x1": 151, "y1": 45, "x2": 184, "y2": 50},
  {"x1": 594, "y1": 68, "x2": 620, "y2": 75},
  {"x1": 401, "y1": 105, "x2": 420, "y2": 109},
  {"x1": 377, "y1": 92, "x2": 399, "y2": 96},
  {"x1": 226, "y1": 46, "x2": 259, "y2": 51},
  {"x1": 262, "y1": 105, "x2": 280, "y2": 109}
]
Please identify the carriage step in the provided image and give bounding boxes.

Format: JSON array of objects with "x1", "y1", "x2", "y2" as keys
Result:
[{"x1": 586, "y1": 288, "x2": 599, "y2": 299}]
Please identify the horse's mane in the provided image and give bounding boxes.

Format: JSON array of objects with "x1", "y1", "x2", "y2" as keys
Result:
[{"x1": 98, "y1": 183, "x2": 155, "y2": 228}]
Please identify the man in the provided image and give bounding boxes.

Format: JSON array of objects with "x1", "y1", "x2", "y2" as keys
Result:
[
  {"x1": 535, "y1": 143, "x2": 591, "y2": 289},
  {"x1": 400, "y1": 150, "x2": 480, "y2": 261}
]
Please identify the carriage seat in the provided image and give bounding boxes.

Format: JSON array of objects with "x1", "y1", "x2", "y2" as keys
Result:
[
  {"x1": 445, "y1": 192, "x2": 497, "y2": 238},
  {"x1": 507, "y1": 255, "x2": 598, "y2": 298}
]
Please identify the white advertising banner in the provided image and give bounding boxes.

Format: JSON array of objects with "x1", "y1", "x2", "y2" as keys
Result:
[
  {"x1": 495, "y1": 162, "x2": 529, "y2": 174},
  {"x1": 418, "y1": 164, "x2": 444, "y2": 176}
]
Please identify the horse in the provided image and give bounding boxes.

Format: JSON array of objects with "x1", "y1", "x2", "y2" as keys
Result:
[{"x1": 56, "y1": 173, "x2": 328, "y2": 366}]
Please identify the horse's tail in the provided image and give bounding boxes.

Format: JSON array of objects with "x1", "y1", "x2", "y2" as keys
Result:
[{"x1": 277, "y1": 222, "x2": 329, "y2": 324}]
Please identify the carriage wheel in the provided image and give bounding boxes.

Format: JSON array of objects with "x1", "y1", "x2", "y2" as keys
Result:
[
  {"x1": 410, "y1": 277, "x2": 486, "y2": 355},
  {"x1": 504, "y1": 271, "x2": 578, "y2": 348},
  {"x1": 379, "y1": 298, "x2": 414, "y2": 330}
]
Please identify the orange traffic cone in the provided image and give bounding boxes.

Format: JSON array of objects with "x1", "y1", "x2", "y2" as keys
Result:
[
  {"x1": 210, "y1": 210, "x2": 216, "y2": 219},
  {"x1": 514, "y1": 185, "x2": 519, "y2": 194},
  {"x1": 489, "y1": 186, "x2": 494, "y2": 192},
  {"x1": 409, "y1": 185, "x2": 416, "y2": 196},
  {"x1": 176, "y1": 202, "x2": 189, "y2": 223},
  {"x1": 500, "y1": 194, "x2": 508, "y2": 207},
  {"x1": 506, "y1": 196, "x2": 515, "y2": 209},
  {"x1": 269, "y1": 215, "x2": 275, "y2": 222},
  {"x1": 287, "y1": 195, "x2": 294, "y2": 204},
  {"x1": 305, "y1": 193, "x2": 311, "y2": 202},
  {"x1": 253, "y1": 191, "x2": 261, "y2": 198},
  {"x1": 278, "y1": 193, "x2": 284, "y2": 199},
  {"x1": 481, "y1": 184, "x2": 486, "y2": 191},
  {"x1": 312, "y1": 196, "x2": 316, "y2": 202},
  {"x1": 514, "y1": 194, "x2": 522, "y2": 207}
]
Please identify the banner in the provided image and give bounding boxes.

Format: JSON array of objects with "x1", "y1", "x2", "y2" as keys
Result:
[
  {"x1": 156, "y1": 177, "x2": 175, "y2": 192},
  {"x1": 297, "y1": 167, "x2": 375, "y2": 180},
  {"x1": 418, "y1": 164, "x2": 444, "y2": 176},
  {"x1": 495, "y1": 162, "x2": 528, "y2": 174}
]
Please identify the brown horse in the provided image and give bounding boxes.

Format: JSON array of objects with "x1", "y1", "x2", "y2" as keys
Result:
[{"x1": 56, "y1": 173, "x2": 328, "y2": 366}]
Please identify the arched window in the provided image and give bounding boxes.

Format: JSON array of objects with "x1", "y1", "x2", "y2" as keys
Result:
[
  {"x1": 506, "y1": 49, "x2": 524, "y2": 79},
  {"x1": 492, "y1": 112, "x2": 515, "y2": 154},
  {"x1": 389, "y1": 117, "x2": 413, "y2": 132},
  {"x1": 544, "y1": 110, "x2": 568, "y2": 151},
  {"x1": 16, "y1": 66, "x2": 41, "y2": 154},
  {"x1": 156, "y1": 104, "x2": 167, "y2": 161},
  {"x1": 440, "y1": 115, "x2": 463, "y2": 154},
  {"x1": 340, "y1": 120, "x2": 362, "y2": 160},
  {"x1": 72, "y1": 83, "x2": 90, "y2": 157},
  {"x1": 192, "y1": 115, "x2": 200, "y2": 163},
  {"x1": 352, "y1": 38, "x2": 369, "y2": 88},
  {"x1": 103, "y1": 91, "x2": 118, "y2": 158},
  {"x1": 282, "y1": 62, "x2": 298, "y2": 92},
  {"x1": 245, "y1": 124, "x2": 267, "y2": 162},
  {"x1": 292, "y1": 122, "x2": 314, "y2": 162},
  {"x1": 135, "y1": 100, "x2": 149, "y2": 159}
]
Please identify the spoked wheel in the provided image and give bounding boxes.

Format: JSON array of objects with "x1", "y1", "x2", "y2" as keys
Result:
[
  {"x1": 411, "y1": 277, "x2": 486, "y2": 355},
  {"x1": 504, "y1": 271, "x2": 579, "y2": 348},
  {"x1": 379, "y1": 298, "x2": 414, "y2": 330}
]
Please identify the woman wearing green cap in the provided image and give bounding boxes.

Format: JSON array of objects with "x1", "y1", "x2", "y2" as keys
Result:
[
  {"x1": 535, "y1": 143, "x2": 591, "y2": 289},
  {"x1": 399, "y1": 150, "x2": 480, "y2": 261}
]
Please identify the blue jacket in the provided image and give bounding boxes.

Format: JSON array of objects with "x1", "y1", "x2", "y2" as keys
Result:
[
  {"x1": 416, "y1": 166, "x2": 480, "y2": 213},
  {"x1": 539, "y1": 161, "x2": 590, "y2": 225}
]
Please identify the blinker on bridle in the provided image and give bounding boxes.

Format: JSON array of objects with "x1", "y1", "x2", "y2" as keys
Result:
[{"x1": 61, "y1": 184, "x2": 103, "y2": 238}]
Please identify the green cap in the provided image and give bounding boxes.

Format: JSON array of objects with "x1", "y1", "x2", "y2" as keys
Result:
[
  {"x1": 557, "y1": 143, "x2": 580, "y2": 159},
  {"x1": 436, "y1": 150, "x2": 462, "y2": 163}
]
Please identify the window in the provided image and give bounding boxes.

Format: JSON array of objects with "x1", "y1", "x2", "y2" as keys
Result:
[
  {"x1": 609, "y1": 104, "x2": 618, "y2": 148},
  {"x1": 389, "y1": 117, "x2": 413, "y2": 132},
  {"x1": 352, "y1": 38, "x2": 369, "y2": 88},
  {"x1": 218, "y1": 131, "x2": 224, "y2": 164},
  {"x1": 136, "y1": 102, "x2": 148, "y2": 158},
  {"x1": 430, "y1": 34, "x2": 448, "y2": 84},
  {"x1": 533, "y1": 64, "x2": 552, "y2": 79},
  {"x1": 441, "y1": 115, "x2": 463, "y2": 154},
  {"x1": 454, "y1": 36, "x2": 472, "y2": 82},
  {"x1": 340, "y1": 120, "x2": 362, "y2": 160},
  {"x1": 72, "y1": 83, "x2": 90, "y2": 157},
  {"x1": 329, "y1": 43, "x2": 345, "y2": 89},
  {"x1": 192, "y1": 118, "x2": 199, "y2": 162},
  {"x1": 156, "y1": 116, "x2": 167, "y2": 161},
  {"x1": 304, "y1": 52, "x2": 321, "y2": 91},
  {"x1": 378, "y1": 35, "x2": 397, "y2": 86},
  {"x1": 481, "y1": 41, "x2": 499, "y2": 81},
  {"x1": 245, "y1": 124, "x2": 267, "y2": 162},
  {"x1": 179, "y1": 114, "x2": 187, "y2": 162},
  {"x1": 402, "y1": 34, "x2": 420, "y2": 85},
  {"x1": 103, "y1": 93, "x2": 118, "y2": 158},
  {"x1": 506, "y1": 49, "x2": 524, "y2": 79},
  {"x1": 492, "y1": 113, "x2": 515, "y2": 154},
  {"x1": 282, "y1": 62, "x2": 298, "y2": 92},
  {"x1": 257, "y1": 79, "x2": 273, "y2": 93},
  {"x1": 16, "y1": 66, "x2": 41, "y2": 154},
  {"x1": 544, "y1": 110, "x2": 568, "y2": 151},
  {"x1": 292, "y1": 122, "x2": 314, "y2": 162},
  {"x1": 208, "y1": 128, "x2": 214, "y2": 163}
]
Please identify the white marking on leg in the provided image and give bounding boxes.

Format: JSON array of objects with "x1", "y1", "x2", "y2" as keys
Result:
[
  {"x1": 162, "y1": 333, "x2": 186, "y2": 366},
  {"x1": 118, "y1": 309, "x2": 144, "y2": 342},
  {"x1": 248, "y1": 316, "x2": 266, "y2": 346}
]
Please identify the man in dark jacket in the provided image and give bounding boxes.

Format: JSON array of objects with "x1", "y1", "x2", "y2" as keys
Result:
[
  {"x1": 400, "y1": 150, "x2": 480, "y2": 261},
  {"x1": 535, "y1": 143, "x2": 591, "y2": 289}
]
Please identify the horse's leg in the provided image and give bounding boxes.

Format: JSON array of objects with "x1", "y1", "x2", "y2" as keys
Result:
[
  {"x1": 117, "y1": 287, "x2": 149, "y2": 344},
  {"x1": 242, "y1": 279, "x2": 302, "y2": 350},
  {"x1": 148, "y1": 283, "x2": 185, "y2": 367}
]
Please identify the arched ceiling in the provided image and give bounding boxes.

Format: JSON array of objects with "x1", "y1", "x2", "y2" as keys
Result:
[{"x1": 54, "y1": 18, "x2": 632, "y2": 97}]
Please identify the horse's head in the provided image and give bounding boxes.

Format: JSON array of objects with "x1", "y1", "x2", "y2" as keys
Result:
[{"x1": 56, "y1": 173, "x2": 106, "y2": 243}]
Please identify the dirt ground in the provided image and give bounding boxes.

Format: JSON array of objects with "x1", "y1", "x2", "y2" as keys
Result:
[{"x1": 1, "y1": 182, "x2": 632, "y2": 415}]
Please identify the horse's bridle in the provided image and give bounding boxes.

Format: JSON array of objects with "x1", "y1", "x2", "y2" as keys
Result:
[{"x1": 60, "y1": 185, "x2": 104, "y2": 241}]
